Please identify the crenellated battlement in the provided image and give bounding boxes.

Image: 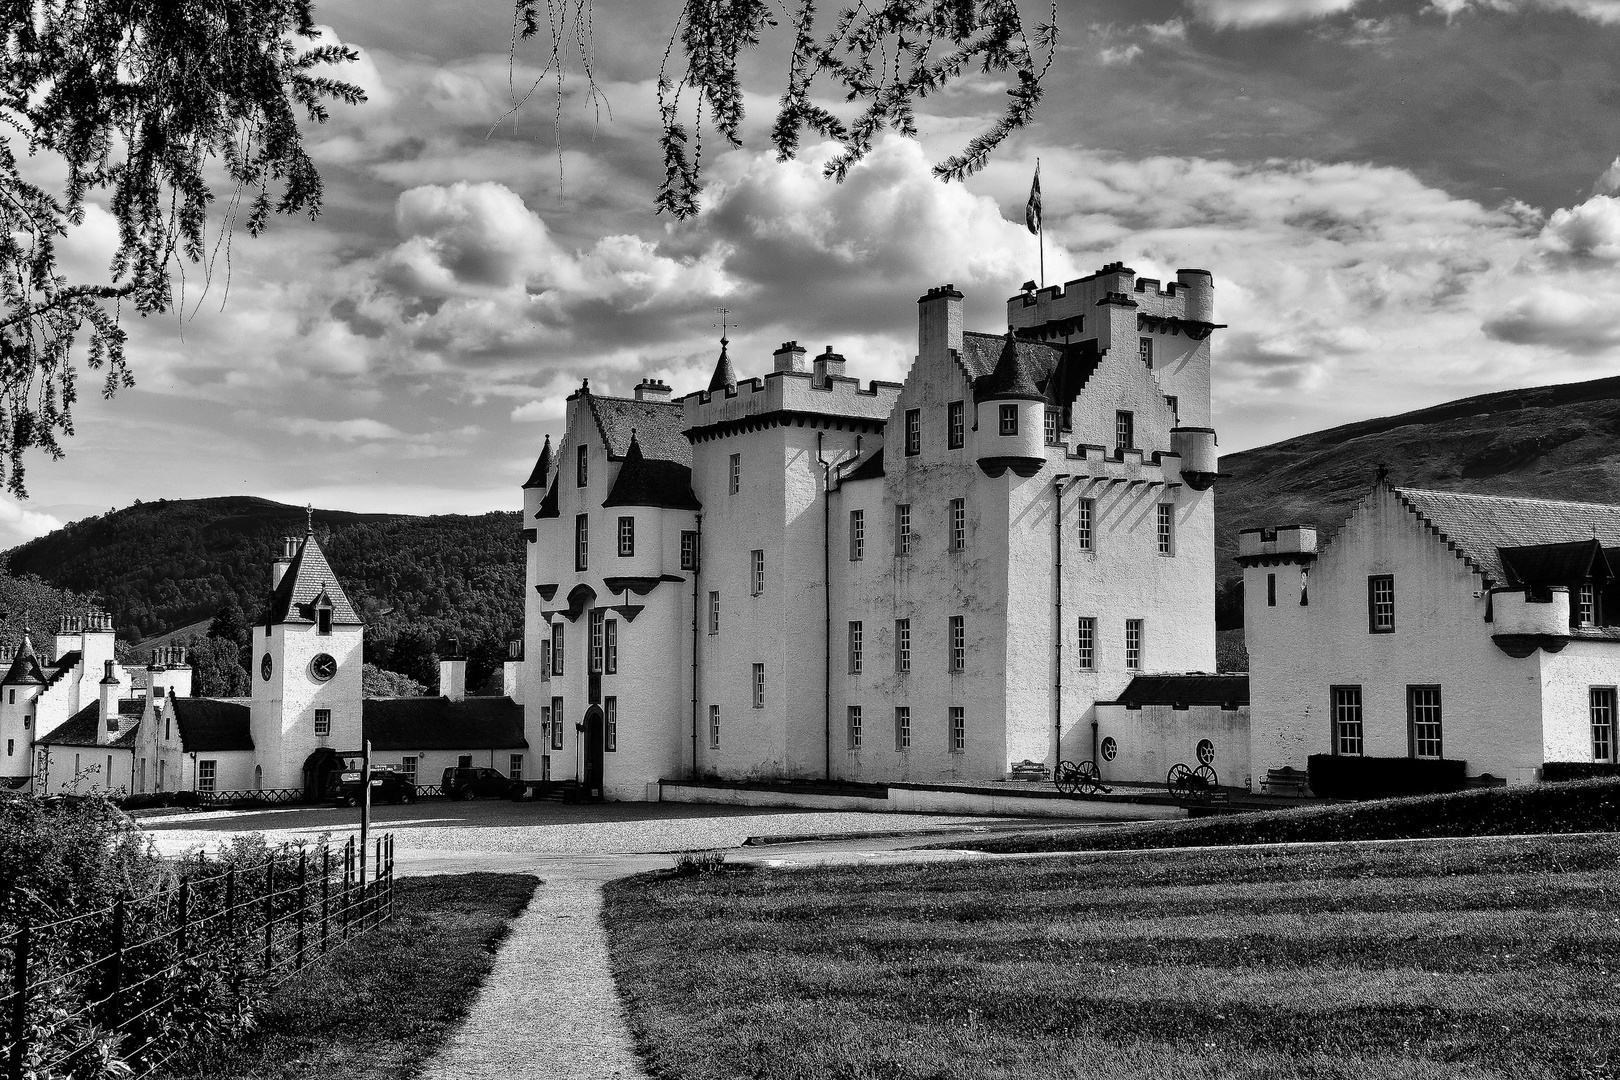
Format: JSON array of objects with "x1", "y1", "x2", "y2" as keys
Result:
[
  {"x1": 682, "y1": 367, "x2": 902, "y2": 434},
  {"x1": 1009, "y1": 264, "x2": 1215, "y2": 336}
]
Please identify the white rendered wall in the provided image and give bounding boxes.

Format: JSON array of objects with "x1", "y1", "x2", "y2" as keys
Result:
[
  {"x1": 251, "y1": 617, "x2": 364, "y2": 789},
  {"x1": 1093, "y1": 703, "x2": 1249, "y2": 788},
  {"x1": 0, "y1": 683, "x2": 41, "y2": 783},
  {"x1": 1538, "y1": 643, "x2": 1620, "y2": 771}
]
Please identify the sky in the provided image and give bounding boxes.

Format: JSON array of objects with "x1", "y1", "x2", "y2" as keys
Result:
[{"x1": 10, "y1": 0, "x2": 1620, "y2": 546}]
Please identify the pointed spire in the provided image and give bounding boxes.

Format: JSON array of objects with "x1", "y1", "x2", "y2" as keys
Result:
[
  {"x1": 708, "y1": 337, "x2": 736, "y2": 394},
  {"x1": 523, "y1": 434, "x2": 553, "y2": 489},
  {"x1": 974, "y1": 331, "x2": 1045, "y2": 402}
]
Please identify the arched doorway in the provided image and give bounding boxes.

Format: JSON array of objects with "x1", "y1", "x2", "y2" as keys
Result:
[
  {"x1": 580, "y1": 705, "x2": 604, "y2": 798},
  {"x1": 301, "y1": 748, "x2": 343, "y2": 802}
]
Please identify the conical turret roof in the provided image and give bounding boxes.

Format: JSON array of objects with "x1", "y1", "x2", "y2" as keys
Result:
[
  {"x1": 1, "y1": 634, "x2": 45, "y2": 686},
  {"x1": 602, "y1": 431, "x2": 701, "y2": 511},
  {"x1": 974, "y1": 332, "x2": 1047, "y2": 403},
  {"x1": 523, "y1": 434, "x2": 552, "y2": 489},
  {"x1": 707, "y1": 339, "x2": 737, "y2": 393}
]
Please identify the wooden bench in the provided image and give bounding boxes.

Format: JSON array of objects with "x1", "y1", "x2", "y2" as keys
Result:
[{"x1": 1261, "y1": 767, "x2": 1310, "y2": 797}]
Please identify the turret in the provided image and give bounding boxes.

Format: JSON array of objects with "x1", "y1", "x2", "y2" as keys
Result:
[
  {"x1": 1172, "y1": 427, "x2": 1219, "y2": 490},
  {"x1": 707, "y1": 338, "x2": 737, "y2": 394},
  {"x1": 1237, "y1": 526, "x2": 1319, "y2": 623},
  {"x1": 1493, "y1": 587, "x2": 1571, "y2": 638},
  {"x1": 973, "y1": 333, "x2": 1047, "y2": 479}
]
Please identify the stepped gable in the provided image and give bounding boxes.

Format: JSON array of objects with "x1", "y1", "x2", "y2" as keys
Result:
[
  {"x1": 523, "y1": 434, "x2": 552, "y2": 489},
  {"x1": 45, "y1": 651, "x2": 79, "y2": 687},
  {"x1": 588, "y1": 394, "x2": 692, "y2": 466},
  {"x1": 1393, "y1": 487, "x2": 1620, "y2": 589},
  {"x1": 363, "y1": 695, "x2": 527, "y2": 751},
  {"x1": 264, "y1": 532, "x2": 361, "y2": 627},
  {"x1": 602, "y1": 433, "x2": 701, "y2": 511},
  {"x1": 2, "y1": 636, "x2": 45, "y2": 686},
  {"x1": 172, "y1": 698, "x2": 253, "y2": 752},
  {"x1": 1106, "y1": 674, "x2": 1249, "y2": 708}
]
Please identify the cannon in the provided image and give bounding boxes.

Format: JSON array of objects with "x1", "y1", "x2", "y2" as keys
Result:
[
  {"x1": 1167, "y1": 762, "x2": 1219, "y2": 802},
  {"x1": 1053, "y1": 759, "x2": 1111, "y2": 798}
]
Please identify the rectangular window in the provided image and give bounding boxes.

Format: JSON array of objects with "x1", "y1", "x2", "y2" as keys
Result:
[
  {"x1": 949, "y1": 707, "x2": 965, "y2": 753},
  {"x1": 589, "y1": 609, "x2": 605, "y2": 673},
  {"x1": 895, "y1": 707, "x2": 911, "y2": 751},
  {"x1": 999, "y1": 403, "x2": 1018, "y2": 436},
  {"x1": 541, "y1": 704, "x2": 552, "y2": 750},
  {"x1": 1115, "y1": 411, "x2": 1134, "y2": 454},
  {"x1": 1331, "y1": 686, "x2": 1364, "y2": 756},
  {"x1": 1044, "y1": 407, "x2": 1059, "y2": 445},
  {"x1": 848, "y1": 622, "x2": 863, "y2": 674},
  {"x1": 950, "y1": 499, "x2": 966, "y2": 552},
  {"x1": 1157, "y1": 503, "x2": 1175, "y2": 556},
  {"x1": 1139, "y1": 337, "x2": 1153, "y2": 368},
  {"x1": 551, "y1": 697, "x2": 564, "y2": 750},
  {"x1": 729, "y1": 453, "x2": 741, "y2": 495},
  {"x1": 1125, "y1": 619, "x2": 1143, "y2": 671},
  {"x1": 402, "y1": 756, "x2": 417, "y2": 785},
  {"x1": 1580, "y1": 583, "x2": 1597, "y2": 626},
  {"x1": 708, "y1": 591, "x2": 720, "y2": 635},
  {"x1": 605, "y1": 619, "x2": 618, "y2": 674},
  {"x1": 681, "y1": 531, "x2": 698, "y2": 571},
  {"x1": 540, "y1": 639, "x2": 551, "y2": 682},
  {"x1": 849, "y1": 510, "x2": 865, "y2": 561},
  {"x1": 510, "y1": 754, "x2": 525, "y2": 779},
  {"x1": 710, "y1": 704, "x2": 721, "y2": 748},
  {"x1": 1408, "y1": 686, "x2": 1442, "y2": 759},
  {"x1": 895, "y1": 504, "x2": 912, "y2": 557},
  {"x1": 1368, "y1": 575, "x2": 1395, "y2": 633},
  {"x1": 949, "y1": 615, "x2": 965, "y2": 673},
  {"x1": 604, "y1": 698, "x2": 617, "y2": 752},
  {"x1": 1077, "y1": 617, "x2": 1096, "y2": 670},
  {"x1": 314, "y1": 708, "x2": 331, "y2": 736},
  {"x1": 575, "y1": 514, "x2": 589, "y2": 571},
  {"x1": 752, "y1": 663, "x2": 765, "y2": 709},
  {"x1": 1165, "y1": 395, "x2": 1179, "y2": 421},
  {"x1": 617, "y1": 516, "x2": 635, "y2": 557},
  {"x1": 848, "y1": 705, "x2": 863, "y2": 749},
  {"x1": 198, "y1": 760, "x2": 216, "y2": 794},
  {"x1": 1077, "y1": 498, "x2": 1093, "y2": 551},
  {"x1": 751, "y1": 549, "x2": 765, "y2": 595},
  {"x1": 1267, "y1": 573, "x2": 1277, "y2": 607},
  {"x1": 1592, "y1": 687, "x2": 1615, "y2": 762},
  {"x1": 904, "y1": 409, "x2": 921, "y2": 456},
  {"x1": 895, "y1": 619, "x2": 911, "y2": 673},
  {"x1": 948, "y1": 401, "x2": 965, "y2": 449},
  {"x1": 576, "y1": 444, "x2": 588, "y2": 487}
]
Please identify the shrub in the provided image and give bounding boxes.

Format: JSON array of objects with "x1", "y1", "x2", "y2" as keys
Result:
[{"x1": 672, "y1": 852, "x2": 729, "y2": 876}]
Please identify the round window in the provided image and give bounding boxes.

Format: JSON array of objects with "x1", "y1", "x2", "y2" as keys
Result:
[
  {"x1": 1100, "y1": 736, "x2": 1118, "y2": 762},
  {"x1": 1196, "y1": 739, "x2": 1215, "y2": 765},
  {"x1": 260, "y1": 654, "x2": 273, "y2": 681}
]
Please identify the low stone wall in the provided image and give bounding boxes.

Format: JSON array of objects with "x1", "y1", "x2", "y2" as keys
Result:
[{"x1": 657, "y1": 780, "x2": 1183, "y2": 820}]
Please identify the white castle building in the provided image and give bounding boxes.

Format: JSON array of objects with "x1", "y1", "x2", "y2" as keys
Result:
[{"x1": 521, "y1": 265, "x2": 1229, "y2": 799}]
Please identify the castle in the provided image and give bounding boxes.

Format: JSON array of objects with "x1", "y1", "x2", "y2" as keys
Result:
[{"x1": 520, "y1": 265, "x2": 1227, "y2": 799}]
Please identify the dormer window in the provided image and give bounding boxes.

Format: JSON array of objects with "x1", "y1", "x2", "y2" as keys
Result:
[
  {"x1": 998, "y1": 404, "x2": 1018, "y2": 436},
  {"x1": 1579, "y1": 583, "x2": 1598, "y2": 627},
  {"x1": 317, "y1": 606, "x2": 333, "y2": 634}
]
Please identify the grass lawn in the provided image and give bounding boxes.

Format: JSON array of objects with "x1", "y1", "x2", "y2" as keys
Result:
[
  {"x1": 163, "y1": 872, "x2": 537, "y2": 1080},
  {"x1": 604, "y1": 837, "x2": 1620, "y2": 1080},
  {"x1": 954, "y1": 777, "x2": 1620, "y2": 855}
]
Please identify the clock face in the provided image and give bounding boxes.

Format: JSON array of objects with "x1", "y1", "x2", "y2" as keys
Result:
[
  {"x1": 260, "y1": 654, "x2": 273, "y2": 681},
  {"x1": 310, "y1": 653, "x2": 337, "y2": 682}
]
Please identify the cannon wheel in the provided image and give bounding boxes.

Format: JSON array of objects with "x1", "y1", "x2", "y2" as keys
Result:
[
  {"x1": 1076, "y1": 760, "x2": 1105, "y2": 797},
  {"x1": 1054, "y1": 760, "x2": 1082, "y2": 796},
  {"x1": 1167, "y1": 763, "x2": 1193, "y2": 800},
  {"x1": 1193, "y1": 764, "x2": 1219, "y2": 800}
]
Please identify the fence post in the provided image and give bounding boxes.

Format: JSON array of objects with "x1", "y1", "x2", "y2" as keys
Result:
[
  {"x1": 296, "y1": 851, "x2": 307, "y2": 971},
  {"x1": 372, "y1": 837, "x2": 383, "y2": 930},
  {"x1": 342, "y1": 837, "x2": 353, "y2": 940},
  {"x1": 9, "y1": 924, "x2": 29, "y2": 1080},
  {"x1": 263, "y1": 853, "x2": 276, "y2": 975},
  {"x1": 320, "y1": 845, "x2": 331, "y2": 956},
  {"x1": 177, "y1": 878, "x2": 190, "y2": 954}
]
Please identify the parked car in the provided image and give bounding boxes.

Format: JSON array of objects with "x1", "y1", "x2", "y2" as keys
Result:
[
  {"x1": 331, "y1": 769, "x2": 416, "y2": 807},
  {"x1": 441, "y1": 766, "x2": 525, "y2": 801}
]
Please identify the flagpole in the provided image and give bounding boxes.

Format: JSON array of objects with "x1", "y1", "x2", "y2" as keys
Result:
[{"x1": 1037, "y1": 157, "x2": 1044, "y2": 289}]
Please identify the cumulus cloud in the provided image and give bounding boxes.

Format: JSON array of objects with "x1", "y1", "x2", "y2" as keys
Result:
[
  {"x1": 269, "y1": 417, "x2": 407, "y2": 441},
  {"x1": 1188, "y1": 0, "x2": 1620, "y2": 25},
  {"x1": 0, "y1": 498, "x2": 63, "y2": 549},
  {"x1": 1536, "y1": 194, "x2": 1620, "y2": 261},
  {"x1": 1099, "y1": 44, "x2": 1144, "y2": 65}
]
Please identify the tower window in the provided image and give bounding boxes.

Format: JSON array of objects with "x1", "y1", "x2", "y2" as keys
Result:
[
  {"x1": 904, "y1": 409, "x2": 921, "y2": 456},
  {"x1": 949, "y1": 707, "x2": 965, "y2": 753},
  {"x1": 849, "y1": 510, "x2": 865, "y2": 561},
  {"x1": 949, "y1": 615, "x2": 965, "y2": 673},
  {"x1": 729, "y1": 454, "x2": 741, "y2": 495},
  {"x1": 1368, "y1": 575, "x2": 1395, "y2": 633},
  {"x1": 575, "y1": 514, "x2": 589, "y2": 571},
  {"x1": 849, "y1": 622, "x2": 863, "y2": 674},
  {"x1": 752, "y1": 663, "x2": 765, "y2": 709},
  {"x1": 1115, "y1": 411, "x2": 1134, "y2": 454},
  {"x1": 1268, "y1": 573, "x2": 1277, "y2": 607},
  {"x1": 1077, "y1": 617, "x2": 1095, "y2": 670},
  {"x1": 605, "y1": 619, "x2": 618, "y2": 674},
  {"x1": 848, "y1": 705, "x2": 863, "y2": 749},
  {"x1": 314, "y1": 708, "x2": 331, "y2": 736},
  {"x1": 895, "y1": 504, "x2": 912, "y2": 557},
  {"x1": 1165, "y1": 395, "x2": 1179, "y2": 421},
  {"x1": 1044, "y1": 407, "x2": 1059, "y2": 445},
  {"x1": 590, "y1": 609, "x2": 604, "y2": 673},
  {"x1": 618, "y1": 517, "x2": 635, "y2": 557},
  {"x1": 604, "y1": 698, "x2": 617, "y2": 753},
  {"x1": 894, "y1": 706, "x2": 911, "y2": 751},
  {"x1": 1077, "y1": 498, "x2": 1093, "y2": 551},
  {"x1": 1125, "y1": 619, "x2": 1143, "y2": 670},
  {"x1": 895, "y1": 619, "x2": 911, "y2": 673},
  {"x1": 999, "y1": 403, "x2": 1018, "y2": 436},
  {"x1": 708, "y1": 591, "x2": 720, "y2": 635},
  {"x1": 1157, "y1": 504, "x2": 1175, "y2": 556},
  {"x1": 681, "y1": 531, "x2": 698, "y2": 571},
  {"x1": 947, "y1": 401, "x2": 965, "y2": 449},
  {"x1": 1139, "y1": 337, "x2": 1153, "y2": 368},
  {"x1": 950, "y1": 499, "x2": 966, "y2": 552},
  {"x1": 710, "y1": 704, "x2": 720, "y2": 748},
  {"x1": 751, "y1": 549, "x2": 765, "y2": 596},
  {"x1": 551, "y1": 623, "x2": 564, "y2": 676},
  {"x1": 551, "y1": 697, "x2": 564, "y2": 750},
  {"x1": 576, "y1": 444, "x2": 588, "y2": 487}
]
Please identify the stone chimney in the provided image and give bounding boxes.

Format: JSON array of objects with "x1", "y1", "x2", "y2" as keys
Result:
[
  {"x1": 504, "y1": 639, "x2": 524, "y2": 705},
  {"x1": 812, "y1": 346, "x2": 847, "y2": 388},
  {"x1": 272, "y1": 535, "x2": 297, "y2": 589},
  {"x1": 97, "y1": 660, "x2": 121, "y2": 746},
  {"x1": 164, "y1": 646, "x2": 192, "y2": 699},
  {"x1": 918, "y1": 284, "x2": 964, "y2": 360},
  {"x1": 634, "y1": 378, "x2": 673, "y2": 402},
  {"x1": 439, "y1": 639, "x2": 467, "y2": 702},
  {"x1": 146, "y1": 649, "x2": 166, "y2": 709},
  {"x1": 773, "y1": 341, "x2": 808, "y2": 374}
]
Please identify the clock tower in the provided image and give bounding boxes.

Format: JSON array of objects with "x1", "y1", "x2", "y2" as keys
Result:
[{"x1": 251, "y1": 530, "x2": 364, "y2": 792}]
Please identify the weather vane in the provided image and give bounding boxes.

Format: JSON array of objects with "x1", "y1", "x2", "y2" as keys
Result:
[
  {"x1": 714, "y1": 306, "x2": 735, "y2": 346},
  {"x1": 306, "y1": 503, "x2": 314, "y2": 534}
]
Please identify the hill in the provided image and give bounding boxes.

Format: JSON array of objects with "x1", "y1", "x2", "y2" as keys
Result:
[
  {"x1": 1216, "y1": 374, "x2": 1620, "y2": 638},
  {"x1": 3, "y1": 496, "x2": 524, "y2": 684}
]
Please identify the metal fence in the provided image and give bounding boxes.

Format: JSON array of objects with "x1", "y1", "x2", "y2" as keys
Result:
[{"x1": 0, "y1": 833, "x2": 396, "y2": 1080}]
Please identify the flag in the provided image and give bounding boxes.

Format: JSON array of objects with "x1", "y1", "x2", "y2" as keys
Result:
[{"x1": 1025, "y1": 162, "x2": 1042, "y2": 235}]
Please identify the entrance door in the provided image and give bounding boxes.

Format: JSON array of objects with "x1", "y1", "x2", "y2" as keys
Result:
[{"x1": 581, "y1": 705, "x2": 604, "y2": 798}]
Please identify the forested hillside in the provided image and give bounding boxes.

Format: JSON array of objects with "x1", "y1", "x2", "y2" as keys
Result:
[{"x1": 4, "y1": 497, "x2": 524, "y2": 686}]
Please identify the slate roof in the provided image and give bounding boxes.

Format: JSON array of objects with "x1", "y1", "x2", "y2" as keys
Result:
[
  {"x1": 38, "y1": 703, "x2": 105, "y2": 747},
  {"x1": 1106, "y1": 674, "x2": 1249, "y2": 708},
  {"x1": 264, "y1": 533, "x2": 362, "y2": 627},
  {"x1": 536, "y1": 477, "x2": 559, "y2": 518},
  {"x1": 1, "y1": 637, "x2": 45, "y2": 686},
  {"x1": 172, "y1": 698, "x2": 254, "y2": 752},
  {"x1": 522, "y1": 435, "x2": 552, "y2": 489},
  {"x1": 1498, "y1": 540, "x2": 1612, "y2": 588},
  {"x1": 842, "y1": 446, "x2": 885, "y2": 483},
  {"x1": 973, "y1": 333, "x2": 1048, "y2": 402},
  {"x1": 363, "y1": 696, "x2": 527, "y2": 751},
  {"x1": 587, "y1": 394, "x2": 692, "y2": 465},
  {"x1": 707, "y1": 340, "x2": 737, "y2": 393},
  {"x1": 1394, "y1": 487, "x2": 1620, "y2": 589},
  {"x1": 602, "y1": 435, "x2": 701, "y2": 511},
  {"x1": 960, "y1": 330, "x2": 1062, "y2": 381},
  {"x1": 118, "y1": 698, "x2": 146, "y2": 716}
]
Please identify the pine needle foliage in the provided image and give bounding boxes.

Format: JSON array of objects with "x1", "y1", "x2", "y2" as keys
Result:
[
  {"x1": 0, "y1": 1, "x2": 364, "y2": 497},
  {"x1": 513, "y1": 0, "x2": 1059, "y2": 218}
]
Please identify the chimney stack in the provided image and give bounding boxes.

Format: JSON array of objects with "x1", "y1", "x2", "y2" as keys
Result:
[
  {"x1": 439, "y1": 639, "x2": 467, "y2": 702},
  {"x1": 97, "y1": 660, "x2": 121, "y2": 746},
  {"x1": 918, "y1": 284, "x2": 964, "y2": 360},
  {"x1": 633, "y1": 378, "x2": 673, "y2": 402},
  {"x1": 773, "y1": 341, "x2": 808, "y2": 374},
  {"x1": 272, "y1": 535, "x2": 297, "y2": 589},
  {"x1": 812, "y1": 346, "x2": 847, "y2": 388},
  {"x1": 504, "y1": 638, "x2": 524, "y2": 705}
]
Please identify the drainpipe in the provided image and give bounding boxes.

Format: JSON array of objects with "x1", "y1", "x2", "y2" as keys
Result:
[
  {"x1": 1052, "y1": 475, "x2": 1070, "y2": 768},
  {"x1": 691, "y1": 513, "x2": 702, "y2": 781},
  {"x1": 818, "y1": 432, "x2": 832, "y2": 781}
]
